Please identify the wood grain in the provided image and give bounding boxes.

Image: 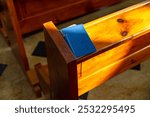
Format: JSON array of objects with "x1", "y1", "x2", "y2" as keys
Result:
[
  {"x1": 78, "y1": 44, "x2": 150, "y2": 95},
  {"x1": 84, "y1": 1, "x2": 150, "y2": 50},
  {"x1": 77, "y1": 1, "x2": 150, "y2": 95},
  {"x1": 78, "y1": 33, "x2": 150, "y2": 95}
]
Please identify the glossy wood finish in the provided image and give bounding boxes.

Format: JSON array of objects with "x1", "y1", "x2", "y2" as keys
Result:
[
  {"x1": 78, "y1": 32, "x2": 150, "y2": 95},
  {"x1": 77, "y1": 1, "x2": 150, "y2": 95},
  {"x1": 13, "y1": 0, "x2": 121, "y2": 34},
  {"x1": 44, "y1": 22, "x2": 78, "y2": 99},
  {"x1": 84, "y1": 2, "x2": 150, "y2": 50},
  {"x1": 43, "y1": 1, "x2": 150, "y2": 99}
]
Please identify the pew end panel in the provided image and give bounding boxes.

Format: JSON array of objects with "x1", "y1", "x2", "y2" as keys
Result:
[{"x1": 44, "y1": 22, "x2": 78, "y2": 99}]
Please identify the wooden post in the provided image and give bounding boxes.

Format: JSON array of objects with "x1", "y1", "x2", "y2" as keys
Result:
[{"x1": 44, "y1": 22, "x2": 78, "y2": 99}]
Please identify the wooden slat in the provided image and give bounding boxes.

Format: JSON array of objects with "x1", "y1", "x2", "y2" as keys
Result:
[
  {"x1": 77, "y1": 31, "x2": 150, "y2": 79},
  {"x1": 78, "y1": 45, "x2": 150, "y2": 95}
]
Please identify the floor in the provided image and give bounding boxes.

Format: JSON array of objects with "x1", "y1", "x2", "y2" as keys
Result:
[{"x1": 0, "y1": 0, "x2": 150, "y2": 100}]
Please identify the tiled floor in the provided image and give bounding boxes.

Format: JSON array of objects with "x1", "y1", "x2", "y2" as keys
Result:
[
  {"x1": 0, "y1": 35, "x2": 35, "y2": 99},
  {"x1": 0, "y1": 0, "x2": 150, "y2": 100}
]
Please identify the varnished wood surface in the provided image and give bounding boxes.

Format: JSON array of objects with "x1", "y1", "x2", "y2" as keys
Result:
[
  {"x1": 78, "y1": 45, "x2": 150, "y2": 95},
  {"x1": 77, "y1": 1, "x2": 150, "y2": 95},
  {"x1": 77, "y1": 1, "x2": 150, "y2": 78},
  {"x1": 84, "y1": 0, "x2": 150, "y2": 50},
  {"x1": 77, "y1": 30, "x2": 150, "y2": 78},
  {"x1": 44, "y1": 22, "x2": 78, "y2": 99},
  {"x1": 78, "y1": 32, "x2": 150, "y2": 95},
  {"x1": 13, "y1": 0, "x2": 121, "y2": 34}
]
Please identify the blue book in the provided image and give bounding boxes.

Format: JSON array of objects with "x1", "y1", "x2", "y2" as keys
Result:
[{"x1": 60, "y1": 24, "x2": 96, "y2": 58}]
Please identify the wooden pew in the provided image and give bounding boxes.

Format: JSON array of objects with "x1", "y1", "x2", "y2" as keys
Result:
[{"x1": 35, "y1": 0, "x2": 150, "y2": 99}]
